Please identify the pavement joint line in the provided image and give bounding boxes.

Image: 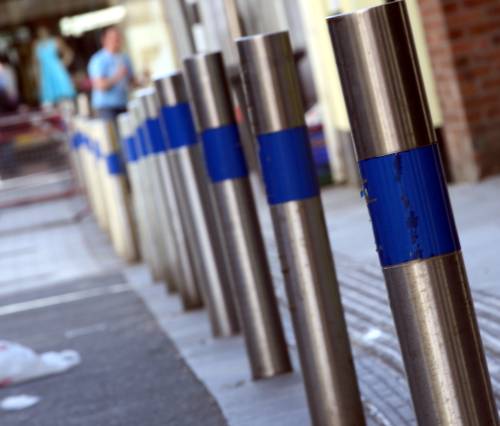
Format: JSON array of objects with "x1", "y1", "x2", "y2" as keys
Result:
[{"x1": 0, "y1": 283, "x2": 130, "y2": 316}]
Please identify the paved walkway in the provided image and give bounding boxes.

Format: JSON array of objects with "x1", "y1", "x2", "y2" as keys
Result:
[
  {"x1": 0, "y1": 191, "x2": 226, "y2": 426},
  {"x1": 0, "y1": 174, "x2": 499, "y2": 425}
]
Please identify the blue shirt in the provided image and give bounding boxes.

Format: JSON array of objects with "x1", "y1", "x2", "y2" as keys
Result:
[{"x1": 88, "y1": 49, "x2": 133, "y2": 109}]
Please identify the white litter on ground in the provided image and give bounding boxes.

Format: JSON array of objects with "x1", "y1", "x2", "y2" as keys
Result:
[
  {"x1": 0, "y1": 340, "x2": 81, "y2": 387},
  {"x1": 0, "y1": 394, "x2": 40, "y2": 411}
]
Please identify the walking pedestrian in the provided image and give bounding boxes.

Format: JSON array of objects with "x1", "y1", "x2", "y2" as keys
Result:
[
  {"x1": 34, "y1": 27, "x2": 76, "y2": 106},
  {"x1": 88, "y1": 27, "x2": 135, "y2": 122}
]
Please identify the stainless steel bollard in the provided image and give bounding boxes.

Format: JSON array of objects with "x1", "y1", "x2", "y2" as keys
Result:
[
  {"x1": 89, "y1": 120, "x2": 110, "y2": 232},
  {"x1": 117, "y1": 112, "x2": 148, "y2": 262},
  {"x1": 154, "y1": 72, "x2": 240, "y2": 337},
  {"x1": 128, "y1": 99, "x2": 166, "y2": 282},
  {"x1": 237, "y1": 32, "x2": 365, "y2": 425},
  {"x1": 137, "y1": 89, "x2": 180, "y2": 293},
  {"x1": 183, "y1": 51, "x2": 291, "y2": 378},
  {"x1": 95, "y1": 119, "x2": 138, "y2": 262},
  {"x1": 139, "y1": 88, "x2": 203, "y2": 309},
  {"x1": 327, "y1": 3, "x2": 499, "y2": 425}
]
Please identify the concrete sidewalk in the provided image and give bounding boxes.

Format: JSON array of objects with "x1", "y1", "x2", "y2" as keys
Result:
[{"x1": 0, "y1": 175, "x2": 499, "y2": 425}]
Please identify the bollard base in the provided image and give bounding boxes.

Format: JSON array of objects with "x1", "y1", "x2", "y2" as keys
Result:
[{"x1": 385, "y1": 251, "x2": 499, "y2": 426}]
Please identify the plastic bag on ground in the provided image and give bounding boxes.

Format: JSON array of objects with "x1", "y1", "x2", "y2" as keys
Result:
[{"x1": 0, "y1": 340, "x2": 80, "y2": 387}]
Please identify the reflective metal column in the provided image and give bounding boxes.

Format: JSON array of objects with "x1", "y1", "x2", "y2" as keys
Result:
[
  {"x1": 327, "y1": 3, "x2": 499, "y2": 425},
  {"x1": 155, "y1": 72, "x2": 240, "y2": 337},
  {"x1": 139, "y1": 88, "x2": 203, "y2": 309},
  {"x1": 117, "y1": 112, "x2": 148, "y2": 262},
  {"x1": 237, "y1": 32, "x2": 365, "y2": 425},
  {"x1": 138, "y1": 89, "x2": 180, "y2": 293},
  {"x1": 183, "y1": 52, "x2": 291, "y2": 379},
  {"x1": 95, "y1": 119, "x2": 138, "y2": 262},
  {"x1": 89, "y1": 120, "x2": 110, "y2": 233},
  {"x1": 128, "y1": 100, "x2": 165, "y2": 282}
]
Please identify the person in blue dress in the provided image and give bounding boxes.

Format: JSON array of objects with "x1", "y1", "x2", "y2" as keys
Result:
[
  {"x1": 88, "y1": 27, "x2": 135, "y2": 121},
  {"x1": 35, "y1": 27, "x2": 76, "y2": 106}
]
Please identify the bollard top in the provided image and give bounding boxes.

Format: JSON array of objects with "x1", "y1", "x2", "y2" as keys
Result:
[
  {"x1": 154, "y1": 71, "x2": 189, "y2": 107},
  {"x1": 76, "y1": 93, "x2": 91, "y2": 118},
  {"x1": 130, "y1": 94, "x2": 147, "y2": 124},
  {"x1": 117, "y1": 112, "x2": 133, "y2": 140},
  {"x1": 327, "y1": 0, "x2": 435, "y2": 160},
  {"x1": 236, "y1": 30, "x2": 305, "y2": 135},
  {"x1": 183, "y1": 51, "x2": 234, "y2": 131},
  {"x1": 136, "y1": 87, "x2": 159, "y2": 119}
]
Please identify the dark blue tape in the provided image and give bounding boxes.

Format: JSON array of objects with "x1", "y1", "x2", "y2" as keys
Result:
[
  {"x1": 145, "y1": 118, "x2": 167, "y2": 154},
  {"x1": 70, "y1": 133, "x2": 81, "y2": 150},
  {"x1": 359, "y1": 143, "x2": 460, "y2": 267},
  {"x1": 92, "y1": 141, "x2": 101, "y2": 158},
  {"x1": 201, "y1": 124, "x2": 248, "y2": 182},
  {"x1": 257, "y1": 126, "x2": 319, "y2": 205},
  {"x1": 136, "y1": 127, "x2": 150, "y2": 157},
  {"x1": 106, "y1": 152, "x2": 124, "y2": 175},
  {"x1": 160, "y1": 103, "x2": 198, "y2": 149},
  {"x1": 122, "y1": 136, "x2": 138, "y2": 163}
]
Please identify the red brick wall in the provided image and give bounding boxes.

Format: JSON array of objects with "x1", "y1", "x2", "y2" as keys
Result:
[{"x1": 418, "y1": 0, "x2": 500, "y2": 181}]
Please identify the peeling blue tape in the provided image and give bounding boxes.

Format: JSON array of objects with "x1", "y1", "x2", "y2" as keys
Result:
[
  {"x1": 106, "y1": 152, "x2": 124, "y2": 175},
  {"x1": 160, "y1": 103, "x2": 198, "y2": 149},
  {"x1": 201, "y1": 124, "x2": 248, "y2": 182},
  {"x1": 145, "y1": 118, "x2": 167, "y2": 154},
  {"x1": 359, "y1": 143, "x2": 460, "y2": 267},
  {"x1": 257, "y1": 126, "x2": 319, "y2": 205}
]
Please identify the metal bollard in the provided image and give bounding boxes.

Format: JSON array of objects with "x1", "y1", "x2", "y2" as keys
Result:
[
  {"x1": 154, "y1": 72, "x2": 240, "y2": 337},
  {"x1": 327, "y1": 3, "x2": 499, "y2": 425},
  {"x1": 128, "y1": 99, "x2": 166, "y2": 282},
  {"x1": 76, "y1": 121, "x2": 98, "y2": 216},
  {"x1": 88, "y1": 120, "x2": 110, "y2": 232},
  {"x1": 183, "y1": 52, "x2": 291, "y2": 378},
  {"x1": 137, "y1": 88, "x2": 180, "y2": 293},
  {"x1": 237, "y1": 31, "x2": 365, "y2": 425},
  {"x1": 139, "y1": 88, "x2": 203, "y2": 309},
  {"x1": 96, "y1": 119, "x2": 138, "y2": 262},
  {"x1": 117, "y1": 112, "x2": 147, "y2": 262},
  {"x1": 68, "y1": 119, "x2": 86, "y2": 190}
]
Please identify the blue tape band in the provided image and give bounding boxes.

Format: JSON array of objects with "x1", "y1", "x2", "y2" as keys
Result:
[
  {"x1": 160, "y1": 103, "x2": 198, "y2": 149},
  {"x1": 92, "y1": 141, "x2": 101, "y2": 159},
  {"x1": 201, "y1": 124, "x2": 248, "y2": 182},
  {"x1": 145, "y1": 118, "x2": 167, "y2": 154},
  {"x1": 359, "y1": 143, "x2": 460, "y2": 267},
  {"x1": 106, "y1": 152, "x2": 124, "y2": 175},
  {"x1": 136, "y1": 127, "x2": 150, "y2": 157},
  {"x1": 70, "y1": 133, "x2": 81, "y2": 150},
  {"x1": 122, "y1": 136, "x2": 138, "y2": 163},
  {"x1": 257, "y1": 126, "x2": 319, "y2": 205}
]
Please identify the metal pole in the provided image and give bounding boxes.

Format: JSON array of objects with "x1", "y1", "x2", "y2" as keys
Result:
[
  {"x1": 117, "y1": 112, "x2": 148, "y2": 263},
  {"x1": 154, "y1": 72, "x2": 240, "y2": 337},
  {"x1": 128, "y1": 100, "x2": 166, "y2": 283},
  {"x1": 139, "y1": 88, "x2": 203, "y2": 310},
  {"x1": 89, "y1": 120, "x2": 110, "y2": 232},
  {"x1": 97, "y1": 119, "x2": 138, "y2": 262},
  {"x1": 236, "y1": 31, "x2": 365, "y2": 425},
  {"x1": 327, "y1": 2, "x2": 499, "y2": 425},
  {"x1": 183, "y1": 52, "x2": 291, "y2": 378},
  {"x1": 137, "y1": 88, "x2": 180, "y2": 293}
]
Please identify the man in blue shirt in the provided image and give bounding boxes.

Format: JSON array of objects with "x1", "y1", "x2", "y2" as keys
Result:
[{"x1": 88, "y1": 27, "x2": 134, "y2": 121}]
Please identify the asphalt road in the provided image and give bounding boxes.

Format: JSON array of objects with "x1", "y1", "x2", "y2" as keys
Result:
[{"x1": 0, "y1": 273, "x2": 226, "y2": 426}]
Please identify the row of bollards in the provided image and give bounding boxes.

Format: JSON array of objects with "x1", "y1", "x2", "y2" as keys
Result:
[{"x1": 68, "y1": 1, "x2": 498, "y2": 425}]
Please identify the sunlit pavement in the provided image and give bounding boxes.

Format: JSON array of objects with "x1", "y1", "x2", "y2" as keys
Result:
[{"x1": 0, "y1": 174, "x2": 499, "y2": 425}]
